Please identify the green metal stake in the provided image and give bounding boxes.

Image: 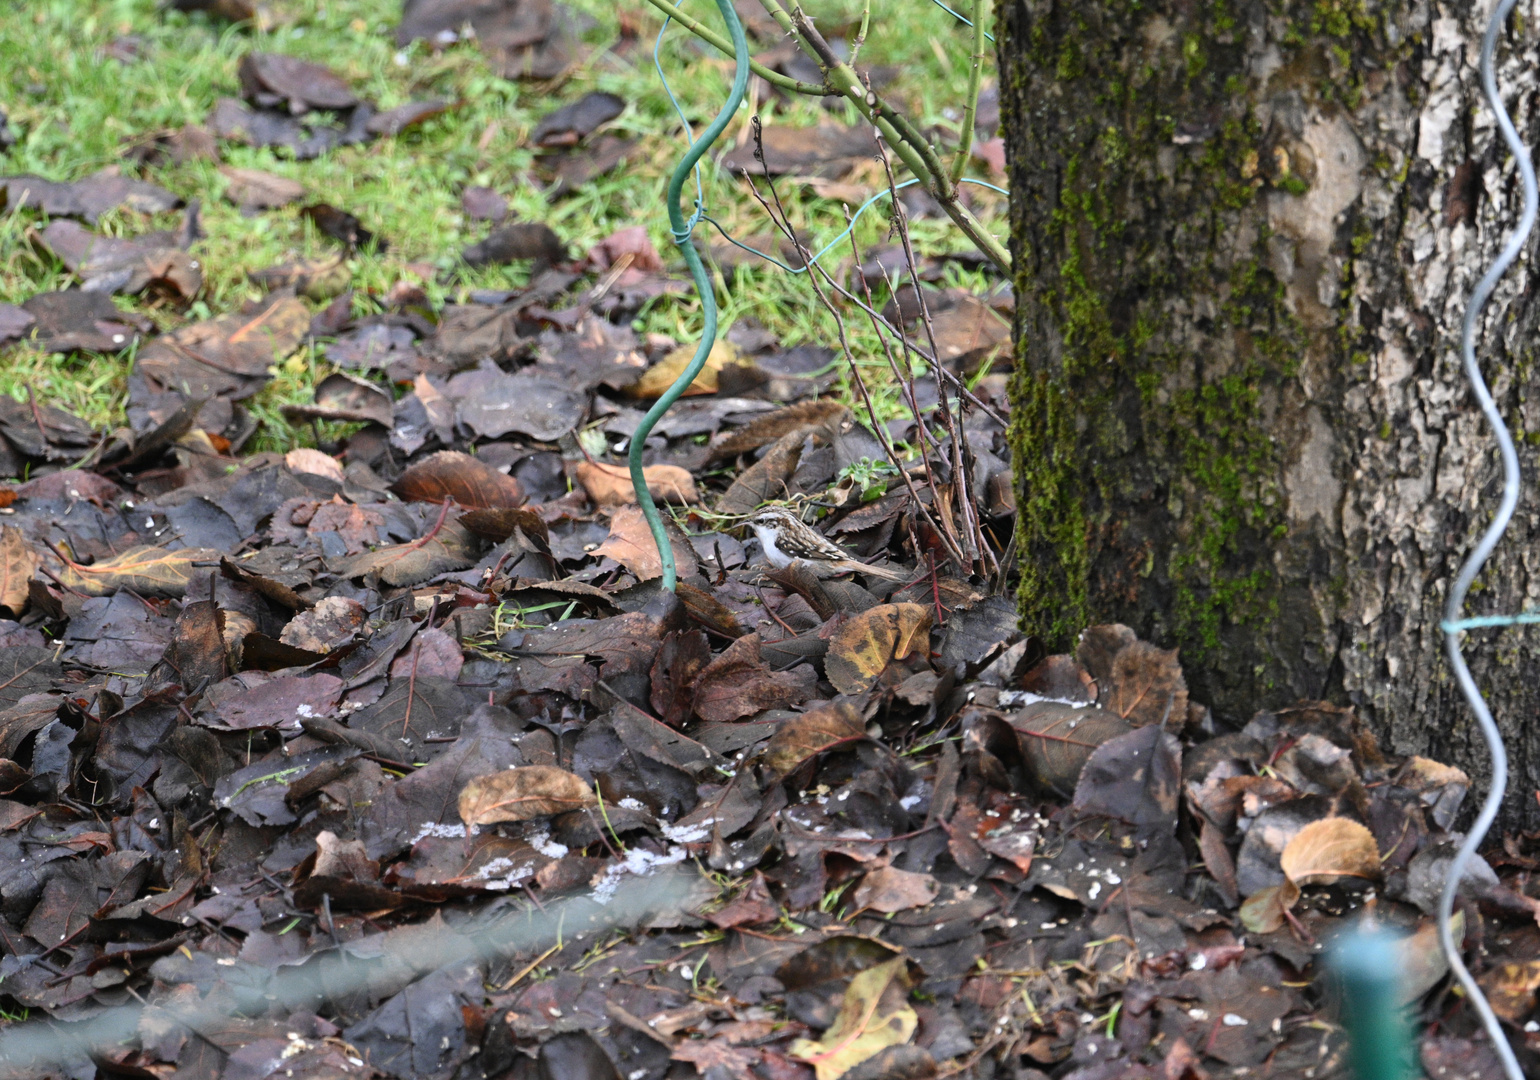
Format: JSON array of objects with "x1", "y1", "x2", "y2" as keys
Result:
[
  {"x1": 1333, "y1": 931, "x2": 1416, "y2": 1080},
  {"x1": 628, "y1": 0, "x2": 750, "y2": 592}
]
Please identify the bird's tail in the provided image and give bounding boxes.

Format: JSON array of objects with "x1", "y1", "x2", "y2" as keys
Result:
[{"x1": 849, "y1": 561, "x2": 913, "y2": 583}]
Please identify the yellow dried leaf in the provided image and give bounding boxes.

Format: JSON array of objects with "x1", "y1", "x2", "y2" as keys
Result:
[
  {"x1": 628, "y1": 339, "x2": 740, "y2": 399},
  {"x1": 54, "y1": 545, "x2": 223, "y2": 598},
  {"x1": 789, "y1": 956, "x2": 917, "y2": 1080},
  {"x1": 824, "y1": 603, "x2": 933, "y2": 695}
]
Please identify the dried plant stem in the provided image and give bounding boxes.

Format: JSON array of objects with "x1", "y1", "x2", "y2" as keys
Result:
[
  {"x1": 876, "y1": 143, "x2": 994, "y2": 576},
  {"x1": 741, "y1": 122, "x2": 967, "y2": 569}
]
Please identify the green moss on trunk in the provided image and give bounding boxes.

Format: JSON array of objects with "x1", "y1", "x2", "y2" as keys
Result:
[{"x1": 1000, "y1": 0, "x2": 1338, "y2": 713}]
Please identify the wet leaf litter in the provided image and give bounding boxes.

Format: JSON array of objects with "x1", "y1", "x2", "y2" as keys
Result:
[{"x1": 0, "y1": 2, "x2": 1527, "y2": 1080}]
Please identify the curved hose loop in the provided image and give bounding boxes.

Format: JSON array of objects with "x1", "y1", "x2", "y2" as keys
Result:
[
  {"x1": 630, "y1": 0, "x2": 750, "y2": 592},
  {"x1": 1438, "y1": 2, "x2": 1534, "y2": 1077}
]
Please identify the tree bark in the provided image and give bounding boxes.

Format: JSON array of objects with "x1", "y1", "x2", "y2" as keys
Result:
[{"x1": 999, "y1": 0, "x2": 1540, "y2": 827}]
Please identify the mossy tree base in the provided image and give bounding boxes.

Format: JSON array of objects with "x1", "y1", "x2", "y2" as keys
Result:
[{"x1": 1000, "y1": 1, "x2": 1540, "y2": 828}]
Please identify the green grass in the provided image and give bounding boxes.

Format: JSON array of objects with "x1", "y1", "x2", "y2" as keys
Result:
[{"x1": 0, "y1": 0, "x2": 1003, "y2": 454}]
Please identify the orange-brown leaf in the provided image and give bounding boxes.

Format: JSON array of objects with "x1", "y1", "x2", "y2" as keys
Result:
[{"x1": 458, "y1": 766, "x2": 596, "y2": 826}]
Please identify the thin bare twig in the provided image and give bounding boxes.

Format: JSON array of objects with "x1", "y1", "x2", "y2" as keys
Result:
[{"x1": 742, "y1": 120, "x2": 966, "y2": 569}]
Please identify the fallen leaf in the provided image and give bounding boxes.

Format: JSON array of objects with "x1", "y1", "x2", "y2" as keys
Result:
[
  {"x1": 444, "y1": 366, "x2": 585, "y2": 441},
  {"x1": 691, "y1": 632, "x2": 815, "y2": 723},
  {"x1": 588, "y1": 224, "x2": 663, "y2": 273},
  {"x1": 1401, "y1": 913, "x2": 1462, "y2": 1009},
  {"x1": 461, "y1": 186, "x2": 508, "y2": 222},
  {"x1": 458, "y1": 766, "x2": 596, "y2": 826},
  {"x1": 330, "y1": 518, "x2": 481, "y2": 586},
  {"x1": 391, "y1": 450, "x2": 525, "y2": 509},
  {"x1": 576, "y1": 462, "x2": 697, "y2": 507},
  {"x1": 0, "y1": 526, "x2": 37, "y2": 615},
  {"x1": 461, "y1": 222, "x2": 566, "y2": 269},
  {"x1": 280, "y1": 596, "x2": 366, "y2": 653},
  {"x1": 852, "y1": 867, "x2": 939, "y2": 913},
  {"x1": 1076, "y1": 624, "x2": 1188, "y2": 727},
  {"x1": 1279, "y1": 817, "x2": 1380, "y2": 886},
  {"x1": 715, "y1": 427, "x2": 805, "y2": 514},
  {"x1": 1071, "y1": 724, "x2": 1183, "y2": 841},
  {"x1": 532, "y1": 91, "x2": 625, "y2": 147},
  {"x1": 283, "y1": 371, "x2": 394, "y2": 427},
  {"x1": 708, "y1": 871, "x2": 779, "y2": 928},
  {"x1": 249, "y1": 255, "x2": 351, "y2": 301},
  {"x1": 629, "y1": 339, "x2": 741, "y2": 399},
  {"x1": 764, "y1": 701, "x2": 866, "y2": 778},
  {"x1": 366, "y1": 99, "x2": 451, "y2": 137},
  {"x1": 1013, "y1": 702, "x2": 1131, "y2": 798},
  {"x1": 825, "y1": 603, "x2": 932, "y2": 695},
  {"x1": 591, "y1": 505, "x2": 698, "y2": 581},
  {"x1": 1237, "y1": 881, "x2": 1300, "y2": 935},
  {"x1": 238, "y1": 52, "x2": 358, "y2": 113},
  {"x1": 1476, "y1": 940, "x2": 1539, "y2": 1022},
  {"x1": 302, "y1": 203, "x2": 384, "y2": 251},
  {"x1": 459, "y1": 506, "x2": 549, "y2": 545},
  {"x1": 219, "y1": 165, "x2": 304, "y2": 209},
  {"x1": 285, "y1": 448, "x2": 344, "y2": 484},
  {"x1": 706, "y1": 400, "x2": 849, "y2": 463},
  {"x1": 789, "y1": 956, "x2": 918, "y2": 1080},
  {"x1": 54, "y1": 545, "x2": 223, "y2": 598}
]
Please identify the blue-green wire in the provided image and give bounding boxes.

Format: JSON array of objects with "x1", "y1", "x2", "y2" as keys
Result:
[
  {"x1": 926, "y1": 0, "x2": 994, "y2": 40},
  {"x1": 638, "y1": 0, "x2": 1007, "y2": 590},
  {"x1": 630, "y1": 0, "x2": 750, "y2": 591}
]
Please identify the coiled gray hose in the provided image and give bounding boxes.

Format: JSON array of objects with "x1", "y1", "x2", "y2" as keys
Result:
[{"x1": 1438, "y1": 2, "x2": 1534, "y2": 1077}]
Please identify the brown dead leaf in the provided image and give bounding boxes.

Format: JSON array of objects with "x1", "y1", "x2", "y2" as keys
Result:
[
  {"x1": 0, "y1": 526, "x2": 37, "y2": 615},
  {"x1": 575, "y1": 462, "x2": 697, "y2": 507},
  {"x1": 285, "y1": 447, "x2": 344, "y2": 484},
  {"x1": 459, "y1": 506, "x2": 550, "y2": 547},
  {"x1": 716, "y1": 427, "x2": 806, "y2": 515},
  {"x1": 330, "y1": 519, "x2": 481, "y2": 587},
  {"x1": 280, "y1": 596, "x2": 366, "y2": 653},
  {"x1": 671, "y1": 1041, "x2": 760, "y2": 1074},
  {"x1": 629, "y1": 339, "x2": 740, "y2": 399},
  {"x1": 248, "y1": 256, "x2": 351, "y2": 301},
  {"x1": 1399, "y1": 913, "x2": 1461, "y2": 1009},
  {"x1": 1076, "y1": 624, "x2": 1188, "y2": 727},
  {"x1": 1013, "y1": 702, "x2": 1132, "y2": 798},
  {"x1": 591, "y1": 505, "x2": 698, "y2": 581},
  {"x1": 1279, "y1": 817, "x2": 1380, "y2": 886},
  {"x1": 219, "y1": 165, "x2": 304, "y2": 209},
  {"x1": 458, "y1": 766, "x2": 596, "y2": 826},
  {"x1": 825, "y1": 603, "x2": 932, "y2": 695},
  {"x1": 764, "y1": 701, "x2": 866, "y2": 778},
  {"x1": 708, "y1": 871, "x2": 779, "y2": 928},
  {"x1": 54, "y1": 545, "x2": 223, "y2": 598},
  {"x1": 706, "y1": 400, "x2": 849, "y2": 463},
  {"x1": 391, "y1": 450, "x2": 525, "y2": 509},
  {"x1": 852, "y1": 867, "x2": 939, "y2": 913},
  {"x1": 691, "y1": 632, "x2": 815, "y2": 723}
]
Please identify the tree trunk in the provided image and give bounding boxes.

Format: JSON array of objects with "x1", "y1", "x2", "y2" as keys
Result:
[{"x1": 998, "y1": 0, "x2": 1540, "y2": 827}]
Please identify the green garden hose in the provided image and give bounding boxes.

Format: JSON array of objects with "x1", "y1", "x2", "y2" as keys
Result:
[{"x1": 629, "y1": 0, "x2": 750, "y2": 591}]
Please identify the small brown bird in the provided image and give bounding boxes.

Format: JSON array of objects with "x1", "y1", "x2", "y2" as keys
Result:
[{"x1": 747, "y1": 507, "x2": 911, "y2": 581}]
